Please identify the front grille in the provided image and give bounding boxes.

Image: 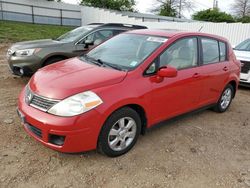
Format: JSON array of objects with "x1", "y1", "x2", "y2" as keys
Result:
[
  {"x1": 241, "y1": 61, "x2": 250, "y2": 74},
  {"x1": 26, "y1": 124, "x2": 42, "y2": 138},
  {"x1": 25, "y1": 86, "x2": 59, "y2": 112}
]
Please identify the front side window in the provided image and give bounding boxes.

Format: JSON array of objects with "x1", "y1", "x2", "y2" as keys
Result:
[
  {"x1": 86, "y1": 34, "x2": 167, "y2": 71},
  {"x1": 201, "y1": 38, "x2": 220, "y2": 64},
  {"x1": 159, "y1": 38, "x2": 198, "y2": 70},
  {"x1": 56, "y1": 26, "x2": 90, "y2": 42}
]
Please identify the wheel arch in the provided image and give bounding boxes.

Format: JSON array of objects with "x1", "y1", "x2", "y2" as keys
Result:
[
  {"x1": 227, "y1": 79, "x2": 237, "y2": 98},
  {"x1": 100, "y1": 103, "x2": 148, "y2": 136},
  {"x1": 41, "y1": 54, "x2": 69, "y2": 67}
]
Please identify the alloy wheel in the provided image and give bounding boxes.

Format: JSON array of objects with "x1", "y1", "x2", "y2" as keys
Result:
[
  {"x1": 220, "y1": 88, "x2": 232, "y2": 110},
  {"x1": 108, "y1": 117, "x2": 137, "y2": 151}
]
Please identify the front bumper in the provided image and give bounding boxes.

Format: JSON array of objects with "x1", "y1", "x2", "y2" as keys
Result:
[
  {"x1": 7, "y1": 54, "x2": 42, "y2": 76},
  {"x1": 240, "y1": 72, "x2": 250, "y2": 87},
  {"x1": 18, "y1": 88, "x2": 104, "y2": 153}
]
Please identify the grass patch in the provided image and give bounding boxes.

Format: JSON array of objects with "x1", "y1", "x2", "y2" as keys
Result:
[{"x1": 0, "y1": 21, "x2": 74, "y2": 43}]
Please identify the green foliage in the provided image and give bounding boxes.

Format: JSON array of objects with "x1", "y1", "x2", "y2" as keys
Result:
[
  {"x1": 80, "y1": 0, "x2": 135, "y2": 11},
  {"x1": 158, "y1": 2, "x2": 177, "y2": 17},
  {"x1": 236, "y1": 16, "x2": 250, "y2": 23},
  {"x1": 192, "y1": 8, "x2": 235, "y2": 23},
  {"x1": 0, "y1": 21, "x2": 73, "y2": 43},
  {"x1": 152, "y1": 0, "x2": 194, "y2": 18}
]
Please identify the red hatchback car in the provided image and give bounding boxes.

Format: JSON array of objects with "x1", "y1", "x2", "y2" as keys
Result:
[{"x1": 17, "y1": 30, "x2": 240, "y2": 157}]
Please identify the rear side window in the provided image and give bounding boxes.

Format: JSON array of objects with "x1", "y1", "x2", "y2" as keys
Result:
[
  {"x1": 201, "y1": 38, "x2": 219, "y2": 64},
  {"x1": 219, "y1": 41, "x2": 227, "y2": 61}
]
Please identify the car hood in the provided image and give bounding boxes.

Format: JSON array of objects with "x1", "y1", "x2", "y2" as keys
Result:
[
  {"x1": 29, "y1": 58, "x2": 127, "y2": 99},
  {"x1": 234, "y1": 50, "x2": 250, "y2": 61},
  {"x1": 11, "y1": 39, "x2": 64, "y2": 50}
]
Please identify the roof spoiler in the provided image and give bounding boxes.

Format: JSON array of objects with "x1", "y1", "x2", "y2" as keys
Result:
[
  {"x1": 87, "y1": 23, "x2": 104, "y2": 25},
  {"x1": 97, "y1": 23, "x2": 147, "y2": 29}
]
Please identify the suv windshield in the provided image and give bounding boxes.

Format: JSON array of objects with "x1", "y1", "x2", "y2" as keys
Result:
[
  {"x1": 86, "y1": 33, "x2": 167, "y2": 71},
  {"x1": 56, "y1": 26, "x2": 91, "y2": 42},
  {"x1": 235, "y1": 39, "x2": 250, "y2": 51}
]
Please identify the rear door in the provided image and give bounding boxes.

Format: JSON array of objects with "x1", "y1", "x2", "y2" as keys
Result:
[{"x1": 198, "y1": 37, "x2": 230, "y2": 106}]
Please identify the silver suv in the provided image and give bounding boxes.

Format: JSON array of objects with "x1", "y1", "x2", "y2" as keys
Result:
[
  {"x1": 7, "y1": 23, "x2": 147, "y2": 76},
  {"x1": 234, "y1": 38, "x2": 250, "y2": 87}
]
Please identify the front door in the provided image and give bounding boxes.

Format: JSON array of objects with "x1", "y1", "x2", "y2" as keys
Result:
[{"x1": 147, "y1": 37, "x2": 203, "y2": 124}]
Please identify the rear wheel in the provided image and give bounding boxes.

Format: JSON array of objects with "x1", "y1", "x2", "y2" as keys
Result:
[
  {"x1": 43, "y1": 57, "x2": 65, "y2": 67},
  {"x1": 98, "y1": 107, "x2": 141, "y2": 157},
  {"x1": 213, "y1": 84, "x2": 234, "y2": 113}
]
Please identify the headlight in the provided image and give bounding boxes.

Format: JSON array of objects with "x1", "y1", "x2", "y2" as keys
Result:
[
  {"x1": 15, "y1": 48, "x2": 40, "y2": 57},
  {"x1": 48, "y1": 91, "x2": 103, "y2": 117}
]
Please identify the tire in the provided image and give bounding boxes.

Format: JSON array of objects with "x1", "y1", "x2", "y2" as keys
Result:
[
  {"x1": 43, "y1": 57, "x2": 65, "y2": 67},
  {"x1": 98, "y1": 107, "x2": 141, "y2": 157},
  {"x1": 213, "y1": 84, "x2": 234, "y2": 113}
]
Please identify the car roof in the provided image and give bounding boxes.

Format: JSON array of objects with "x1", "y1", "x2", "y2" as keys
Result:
[{"x1": 127, "y1": 29, "x2": 228, "y2": 42}]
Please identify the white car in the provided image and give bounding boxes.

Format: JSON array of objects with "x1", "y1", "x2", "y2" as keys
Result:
[{"x1": 234, "y1": 39, "x2": 250, "y2": 87}]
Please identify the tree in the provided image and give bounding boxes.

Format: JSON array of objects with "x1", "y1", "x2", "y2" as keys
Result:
[
  {"x1": 152, "y1": 0, "x2": 195, "y2": 18},
  {"x1": 231, "y1": 0, "x2": 250, "y2": 17},
  {"x1": 192, "y1": 8, "x2": 235, "y2": 23},
  {"x1": 80, "y1": 0, "x2": 135, "y2": 11},
  {"x1": 236, "y1": 15, "x2": 250, "y2": 23}
]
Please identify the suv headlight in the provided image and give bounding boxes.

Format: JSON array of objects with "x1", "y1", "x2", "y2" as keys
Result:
[
  {"x1": 15, "y1": 48, "x2": 40, "y2": 57},
  {"x1": 48, "y1": 91, "x2": 103, "y2": 117}
]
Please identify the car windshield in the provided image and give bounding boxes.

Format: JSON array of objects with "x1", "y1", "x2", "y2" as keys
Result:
[
  {"x1": 235, "y1": 39, "x2": 250, "y2": 51},
  {"x1": 56, "y1": 26, "x2": 91, "y2": 42},
  {"x1": 85, "y1": 33, "x2": 167, "y2": 71}
]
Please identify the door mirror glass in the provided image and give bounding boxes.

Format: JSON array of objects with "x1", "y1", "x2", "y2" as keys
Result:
[
  {"x1": 76, "y1": 43, "x2": 86, "y2": 50},
  {"x1": 85, "y1": 39, "x2": 94, "y2": 46},
  {"x1": 157, "y1": 66, "x2": 177, "y2": 78}
]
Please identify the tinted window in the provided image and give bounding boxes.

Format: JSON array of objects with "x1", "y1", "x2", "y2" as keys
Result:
[
  {"x1": 56, "y1": 26, "x2": 90, "y2": 42},
  {"x1": 113, "y1": 30, "x2": 126, "y2": 35},
  {"x1": 83, "y1": 30, "x2": 114, "y2": 45},
  {"x1": 159, "y1": 38, "x2": 198, "y2": 70},
  {"x1": 202, "y1": 38, "x2": 219, "y2": 64},
  {"x1": 235, "y1": 38, "x2": 250, "y2": 51},
  {"x1": 219, "y1": 41, "x2": 227, "y2": 61}
]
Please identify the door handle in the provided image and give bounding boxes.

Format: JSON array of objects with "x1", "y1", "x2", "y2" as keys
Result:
[
  {"x1": 223, "y1": 66, "x2": 229, "y2": 71},
  {"x1": 192, "y1": 73, "x2": 200, "y2": 78}
]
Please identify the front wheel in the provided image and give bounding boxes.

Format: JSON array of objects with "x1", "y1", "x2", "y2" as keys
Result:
[
  {"x1": 213, "y1": 84, "x2": 234, "y2": 113},
  {"x1": 98, "y1": 107, "x2": 141, "y2": 157}
]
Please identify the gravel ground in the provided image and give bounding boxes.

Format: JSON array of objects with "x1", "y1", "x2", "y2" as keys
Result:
[{"x1": 0, "y1": 43, "x2": 250, "y2": 188}]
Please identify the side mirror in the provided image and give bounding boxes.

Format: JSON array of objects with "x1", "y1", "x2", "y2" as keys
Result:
[
  {"x1": 157, "y1": 66, "x2": 177, "y2": 78},
  {"x1": 85, "y1": 40, "x2": 94, "y2": 46}
]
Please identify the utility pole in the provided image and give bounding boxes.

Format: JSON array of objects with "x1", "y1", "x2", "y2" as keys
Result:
[
  {"x1": 213, "y1": 0, "x2": 218, "y2": 9},
  {"x1": 179, "y1": 0, "x2": 182, "y2": 18}
]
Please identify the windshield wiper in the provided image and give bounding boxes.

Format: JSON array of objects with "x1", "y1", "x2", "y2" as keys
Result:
[
  {"x1": 80, "y1": 55, "x2": 125, "y2": 71},
  {"x1": 80, "y1": 55, "x2": 103, "y2": 66},
  {"x1": 96, "y1": 59, "x2": 125, "y2": 71}
]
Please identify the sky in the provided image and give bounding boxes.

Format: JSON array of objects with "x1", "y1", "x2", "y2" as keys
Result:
[{"x1": 63, "y1": 0, "x2": 235, "y2": 18}]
